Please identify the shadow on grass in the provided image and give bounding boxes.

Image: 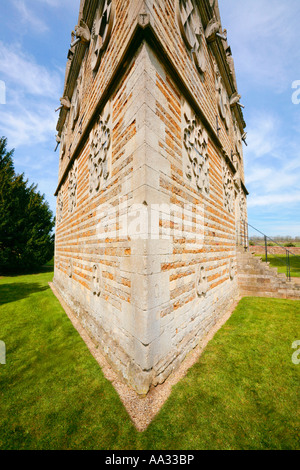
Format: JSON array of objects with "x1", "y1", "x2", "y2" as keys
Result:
[
  {"x1": 0, "y1": 282, "x2": 49, "y2": 306},
  {"x1": 0, "y1": 264, "x2": 54, "y2": 277}
]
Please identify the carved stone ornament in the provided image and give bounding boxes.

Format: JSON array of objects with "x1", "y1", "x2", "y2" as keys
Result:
[
  {"x1": 59, "y1": 112, "x2": 70, "y2": 160},
  {"x1": 59, "y1": 127, "x2": 67, "y2": 160},
  {"x1": 68, "y1": 259, "x2": 73, "y2": 278},
  {"x1": 229, "y1": 258, "x2": 235, "y2": 280},
  {"x1": 183, "y1": 106, "x2": 210, "y2": 195},
  {"x1": 223, "y1": 160, "x2": 234, "y2": 214},
  {"x1": 239, "y1": 189, "x2": 247, "y2": 221},
  {"x1": 89, "y1": 108, "x2": 111, "y2": 195},
  {"x1": 68, "y1": 161, "x2": 78, "y2": 213},
  {"x1": 57, "y1": 190, "x2": 64, "y2": 224},
  {"x1": 176, "y1": 0, "x2": 206, "y2": 74},
  {"x1": 196, "y1": 265, "x2": 209, "y2": 297},
  {"x1": 71, "y1": 70, "x2": 83, "y2": 130},
  {"x1": 60, "y1": 96, "x2": 71, "y2": 110},
  {"x1": 233, "y1": 117, "x2": 243, "y2": 159},
  {"x1": 205, "y1": 18, "x2": 221, "y2": 42},
  {"x1": 91, "y1": 0, "x2": 115, "y2": 72},
  {"x1": 215, "y1": 62, "x2": 230, "y2": 130},
  {"x1": 75, "y1": 19, "x2": 91, "y2": 45},
  {"x1": 92, "y1": 264, "x2": 102, "y2": 297}
]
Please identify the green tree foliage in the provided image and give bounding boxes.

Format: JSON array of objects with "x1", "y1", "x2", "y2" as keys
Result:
[{"x1": 0, "y1": 137, "x2": 55, "y2": 273}]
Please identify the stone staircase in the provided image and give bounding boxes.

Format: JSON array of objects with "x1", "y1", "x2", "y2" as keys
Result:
[{"x1": 237, "y1": 250, "x2": 300, "y2": 300}]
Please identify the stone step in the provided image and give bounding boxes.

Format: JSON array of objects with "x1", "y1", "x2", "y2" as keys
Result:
[{"x1": 237, "y1": 250, "x2": 300, "y2": 300}]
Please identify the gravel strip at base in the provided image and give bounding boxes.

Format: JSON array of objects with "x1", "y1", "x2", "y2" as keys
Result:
[{"x1": 49, "y1": 282, "x2": 240, "y2": 432}]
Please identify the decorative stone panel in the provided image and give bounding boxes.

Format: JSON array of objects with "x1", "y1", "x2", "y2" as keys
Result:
[
  {"x1": 215, "y1": 61, "x2": 230, "y2": 130},
  {"x1": 92, "y1": 264, "x2": 102, "y2": 297},
  {"x1": 229, "y1": 258, "x2": 235, "y2": 280},
  {"x1": 71, "y1": 69, "x2": 83, "y2": 130},
  {"x1": 68, "y1": 259, "x2": 73, "y2": 278},
  {"x1": 57, "y1": 190, "x2": 64, "y2": 224},
  {"x1": 89, "y1": 103, "x2": 112, "y2": 195},
  {"x1": 91, "y1": 0, "x2": 115, "y2": 72},
  {"x1": 196, "y1": 265, "x2": 209, "y2": 297},
  {"x1": 239, "y1": 189, "x2": 247, "y2": 222},
  {"x1": 68, "y1": 161, "x2": 78, "y2": 213},
  {"x1": 223, "y1": 160, "x2": 234, "y2": 214},
  {"x1": 233, "y1": 116, "x2": 243, "y2": 159},
  {"x1": 182, "y1": 103, "x2": 210, "y2": 195},
  {"x1": 59, "y1": 116, "x2": 69, "y2": 160},
  {"x1": 176, "y1": 0, "x2": 206, "y2": 75}
]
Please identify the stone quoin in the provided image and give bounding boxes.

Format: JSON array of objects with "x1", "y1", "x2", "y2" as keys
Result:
[{"x1": 53, "y1": 0, "x2": 249, "y2": 395}]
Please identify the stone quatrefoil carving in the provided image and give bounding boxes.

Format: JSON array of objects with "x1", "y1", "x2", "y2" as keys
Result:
[
  {"x1": 60, "y1": 121, "x2": 68, "y2": 160},
  {"x1": 92, "y1": 264, "x2": 102, "y2": 297},
  {"x1": 215, "y1": 62, "x2": 231, "y2": 131},
  {"x1": 229, "y1": 258, "x2": 235, "y2": 281},
  {"x1": 233, "y1": 117, "x2": 243, "y2": 159},
  {"x1": 176, "y1": 0, "x2": 206, "y2": 75},
  {"x1": 89, "y1": 111, "x2": 111, "y2": 195},
  {"x1": 71, "y1": 71, "x2": 83, "y2": 130},
  {"x1": 91, "y1": 0, "x2": 115, "y2": 72},
  {"x1": 223, "y1": 161, "x2": 234, "y2": 214},
  {"x1": 239, "y1": 190, "x2": 247, "y2": 221},
  {"x1": 196, "y1": 265, "x2": 209, "y2": 298},
  {"x1": 57, "y1": 190, "x2": 64, "y2": 224},
  {"x1": 68, "y1": 259, "x2": 73, "y2": 278},
  {"x1": 68, "y1": 161, "x2": 78, "y2": 213},
  {"x1": 183, "y1": 110, "x2": 210, "y2": 195}
]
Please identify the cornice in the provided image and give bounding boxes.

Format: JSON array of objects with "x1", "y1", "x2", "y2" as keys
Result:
[
  {"x1": 56, "y1": 0, "x2": 98, "y2": 135},
  {"x1": 196, "y1": 0, "x2": 246, "y2": 132}
]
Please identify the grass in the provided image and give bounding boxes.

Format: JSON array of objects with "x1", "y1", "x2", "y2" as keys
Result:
[
  {"x1": 258, "y1": 254, "x2": 300, "y2": 278},
  {"x1": 0, "y1": 266, "x2": 299, "y2": 450}
]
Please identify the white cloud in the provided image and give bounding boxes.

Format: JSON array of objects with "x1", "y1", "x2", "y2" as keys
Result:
[
  {"x1": 13, "y1": 0, "x2": 49, "y2": 34},
  {"x1": 0, "y1": 102, "x2": 57, "y2": 148},
  {"x1": 248, "y1": 193, "x2": 300, "y2": 208},
  {"x1": 0, "y1": 41, "x2": 61, "y2": 99},
  {"x1": 0, "y1": 42, "x2": 62, "y2": 149},
  {"x1": 219, "y1": 0, "x2": 300, "y2": 93},
  {"x1": 244, "y1": 112, "x2": 281, "y2": 160}
]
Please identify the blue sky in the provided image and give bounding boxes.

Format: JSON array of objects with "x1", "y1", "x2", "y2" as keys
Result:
[{"x1": 0, "y1": 0, "x2": 299, "y2": 237}]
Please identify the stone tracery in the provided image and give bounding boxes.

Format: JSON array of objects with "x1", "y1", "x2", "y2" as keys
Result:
[
  {"x1": 89, "y1": 110, "x2": 111, "y2": 195},
  {"x1": 183, "y1": 108, "x2": 210, "y2": 195},
  {"x1": 91, "y1": 0, "x2": 115, "y2": 72},
  {"x1": 223, "y1": 160, "x2": 234, "y2": 214},
  {"x1": 177, "y1": 0, "x2": 206, "y2": 74},
  {"x1": 196, "y1": 265, "x2": 209, "y2": 297},
  {"x1": 57, "y1": 190, "x2": 64, "y2": 224},
  {"x1": 92, "y1": 264, "x2": 102, "y2": 297},
  {"x1": 68, "y1": 161, "x2": 78, "y2": 213}
]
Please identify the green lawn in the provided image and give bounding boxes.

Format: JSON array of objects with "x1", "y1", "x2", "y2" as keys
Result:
[
  {"x1": 258, "y1": 254, "x2": 300, "y2": 278},
  {"x1": 0, "y1": 267, "x2": 299, "y2": 450}
]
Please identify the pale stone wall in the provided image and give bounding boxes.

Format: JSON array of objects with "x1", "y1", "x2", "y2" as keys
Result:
[{"x1": 54, "y1": 0, "x2": 247, "y2": 394}]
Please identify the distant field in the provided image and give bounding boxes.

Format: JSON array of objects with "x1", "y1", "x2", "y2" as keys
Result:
[{"x1": 250, "y1": 241, "x2": 300, "y2": 248}]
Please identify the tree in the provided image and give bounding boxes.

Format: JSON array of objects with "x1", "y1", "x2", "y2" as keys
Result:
[{"x1": 0, "y1": 137, "x2": 55, "y2": 274}]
